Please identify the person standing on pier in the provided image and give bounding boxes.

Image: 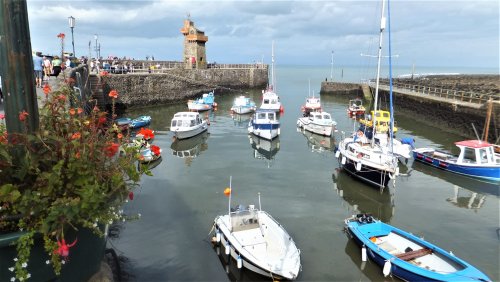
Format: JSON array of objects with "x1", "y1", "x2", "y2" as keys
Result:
[
  {"x1": 33, "y1": 52, "x2": 43, "y2": 88},
  {"x1": 52, "y1": 56, "x2": 62, "y2": 77},
  {"x1": 43, "y1": 56, "x2": 52, "y2": 81}
]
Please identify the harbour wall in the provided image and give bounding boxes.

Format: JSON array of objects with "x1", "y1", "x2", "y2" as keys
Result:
[
  {"x1": 377, "y1": 89, "x2": 500, "y2": 143},
  {"x1": 98, "y1": 68, "x2": 268, "y2": 107},
  {"x1": 319, "y1": 75, "x2": 500, "y2": 142}
]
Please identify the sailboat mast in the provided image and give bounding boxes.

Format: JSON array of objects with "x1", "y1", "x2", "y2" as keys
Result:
[
  {"x1": 271, "y1": 41, "x2": 276, "y2": 91},
  {"x1": 371, "y1": 0, "x2": 386, "y2": 148},
  {"x1": 228, "y1": 176, "x2": 232, "y2": 229}
]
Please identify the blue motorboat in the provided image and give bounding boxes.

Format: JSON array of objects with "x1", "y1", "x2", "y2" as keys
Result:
[
  {"x1": 344, "y1": 214, "x2": 491, "y2": 281},
  {"x1": 247, "y1": 109, "x2": 280, "y2": 140},
  {"x1": 187, "y1": 91, "x2": 217, "y2": 112},
  {"x1": 413, "y1": 140, "x2": 500, "y2": 183},
  {"x1": 129, "y1": 116, "x2": 151, "y2": 129}
]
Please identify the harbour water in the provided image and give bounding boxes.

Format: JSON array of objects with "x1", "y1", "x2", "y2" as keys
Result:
[{"x1": 112, "y1": 66, "x2": 499, "y2": 281}]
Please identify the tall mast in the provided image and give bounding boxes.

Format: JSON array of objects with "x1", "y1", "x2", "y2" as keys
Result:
[
  {"x1": 371, "y1": 0, "x2": 386, "y2": 148},
  {"x1": 271, "y1": 41, "x2": 275, "y2": 91}
]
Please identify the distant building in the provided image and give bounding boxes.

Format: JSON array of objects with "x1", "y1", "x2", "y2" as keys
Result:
[{"x1": 180, "y1": 18, "x2": 208, "y2": 69}]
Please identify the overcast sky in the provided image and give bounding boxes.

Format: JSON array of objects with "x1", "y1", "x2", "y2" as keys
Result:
[{"x1": 26, "y1": 0, "x2": 499, "y2": 69}]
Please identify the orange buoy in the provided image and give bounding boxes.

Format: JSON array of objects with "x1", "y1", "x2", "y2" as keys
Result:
[{"x1": 224, "y1": 187, "x2": 231, "y2": 197}]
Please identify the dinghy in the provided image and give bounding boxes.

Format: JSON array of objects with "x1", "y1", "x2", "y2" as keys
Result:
[
  {"x1": 344, "y1": 214, "x2": 491, "y2": 281},
  {"x1": 212, "y1": 178, "x2": 301, "y2": 280}
]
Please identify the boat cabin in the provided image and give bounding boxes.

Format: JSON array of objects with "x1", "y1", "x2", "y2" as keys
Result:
[
  {"x1": 262, "y1": 92, "x2": 280, "y2": 107},
  {"x1": 308, "y1": 111, "x2": 332, "y2": 122},
  {"x1": 456, "y1": 140, "x2": 499, "y2": 165},
  {"x1": 230, "y1": 205, "x2": 260, "y2": 232},
  {"x1": 361, "y1": 110, "x2": 398, "y2": 133},
  {"x1": 171, "y1": 112, "x2": 204, "y2": 128},
  {"x1": 255, "y1": 110, "x2": 277, "y2": 122},
  {"x1": 349, "y1": 99, "x2": 364, "y2": 110}
]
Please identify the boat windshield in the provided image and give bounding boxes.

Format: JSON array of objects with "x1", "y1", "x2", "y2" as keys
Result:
[
  {"x1": 267, "y1": 113, "x2": 275, "y2": 120},
  {"x1": 258, "y1": 113, "x2": 266, "y2": 119},
  {"x1": 323, "y1": 114, "x2": 330, "y2": 120}
]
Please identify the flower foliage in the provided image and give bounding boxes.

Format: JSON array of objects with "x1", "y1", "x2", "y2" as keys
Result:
[{"x1": 0, "y1": 82, "x2": 149, "y2": 280}]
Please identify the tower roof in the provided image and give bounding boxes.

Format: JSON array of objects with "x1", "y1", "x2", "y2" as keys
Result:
[{"x1": 180, "y1": 19, "x2": 208, "y2": 42}]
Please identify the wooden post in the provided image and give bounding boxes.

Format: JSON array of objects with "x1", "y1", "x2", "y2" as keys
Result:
[
  {"x1": 0, "y1": 0, "x2": 39, "y2": 134},
  {"x1": 482, "y1": 97, "x2": 493, "y2": 142}
]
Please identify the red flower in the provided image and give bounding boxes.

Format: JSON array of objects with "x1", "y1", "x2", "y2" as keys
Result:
[
  {"x1": 54, "y1": 238, "x2": 77, "y2": 258},
  {"x1": 0, "y1": 113, "x2": 4, "y2": 119},
  {"x1": 151, "y1": 145, "x2": 161, "y2": 156},
  {"x1": 98, "y1": 116, "x2": 107, "y2": 125},
  {"x1": 100, "y1": 71, "x2": 109, "y2": 77},
  {"x1": 137, "y1": 128, "x2": 155, "y2": 140},
  {"x1": 77, "y1": 108, "x2": 83, "y2": 114},
  {"x1": 75, "y1": 151, "x2": 81, "y2": 159},
  {"x1": 104, "y1": 143, "x2": 120, "y2": 157},
  {"x1": 19, "y1": 110, "x2": 29, "y2": 121},
  {"x1": 117, "y1": 133, "x2": 123, "y2": 139},
  {"x1": 57, "y1": 33, "x2": 65, "y2": 39},
  {"x1": 128, "y1": 191, "x2": 134, "y2": 200},
  {"x1": 57, "y1": 94, "x2": 66, "y2": 101},
  {"x1": 69, "y1": 108, "x2": 76, "y2": 115},
  {"x1": 108, "y1": 90, "x2": 118, "y2": 99},
  {"x1": 71, "y1": 132, "x2": 81, "y2": 140},
  {"x1": 43, "y1": 84, "x2": 51, "y2": 96}
]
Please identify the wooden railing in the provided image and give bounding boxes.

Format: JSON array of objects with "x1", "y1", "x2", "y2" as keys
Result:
[{"x1": 367, "y1": 81, "x2": 499, "y2": 104}]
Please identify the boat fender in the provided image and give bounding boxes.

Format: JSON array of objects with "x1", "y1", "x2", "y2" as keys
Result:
[
  {"x1": 383, "y1": 260, "x2": 392, "y2": 277},
  {"x1": 335, "y1": 150, "x2": 340, "y2": 158},
  {"x1": 237, "y1": 255, "x2": 242, "y2": 269},
  {"x1": 216, "y1": 231, "x2": 221, "y2": 243},
  {"x1": 225, "y1": 242, "x2": 230, "y2": 255},
  {"x1": 341, "y1": 156, "x2": 346, "y2": 165},
  {"x1": 356, "y1": 162, "x2": 362, "y2": 171},
  {"x1": 361, "y1": 245, "x2": 367, "y2": 262}
]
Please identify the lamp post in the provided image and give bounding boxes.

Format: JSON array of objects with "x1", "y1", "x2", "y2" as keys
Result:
[
  {"x1": 94, "y1": 34, "x2": 98, "y2": 59},
  {"x1": 68, "y1": 16, "x2": 75, "y2": 57}
]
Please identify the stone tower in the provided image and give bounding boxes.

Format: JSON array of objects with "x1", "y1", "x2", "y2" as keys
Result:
[{"x1": 180, "y1": 18, "x2": 208, "y2": 69}]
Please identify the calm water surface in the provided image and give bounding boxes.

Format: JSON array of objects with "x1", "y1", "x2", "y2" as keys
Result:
[{"x1": 113, "y1": 67, "x2": 499, "y2": 281}]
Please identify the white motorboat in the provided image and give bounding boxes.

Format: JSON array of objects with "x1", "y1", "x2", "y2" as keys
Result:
[
  {"x1": 259, "y1": 42, "x2": 283, "y2": 112},
  {"x1": 248, "y1": 109, "x2": 280, "y2": 140},
  {"x1": 231, "y1": 95, "x2": 257, "y2": 114},
  {"x1": 170, "y1": 112, "x2": 208, "y2": 139},
  {"x1": 297, "y1": 111, "x2": 337, "y2": 137},
  {"x1": 212, "y1": 178, "x2": 301, "y2": 280}
]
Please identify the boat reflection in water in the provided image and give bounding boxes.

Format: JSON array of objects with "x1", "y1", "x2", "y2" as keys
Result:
[
  {"x1": 297, "y1": 127, "x2": 335, "y2": 154},
  {"x1": 343, "y1": 236, "x2": 391, "y2": 281},
  {"x1": 139, "y1": 156, "x2": 163, "y2": 171},
  {"x1": 231, "y1": 113, "x2": 252, "y2": 128},
  {"x1": 211, "y1": 244, "x2": 269, "y2": 282},
  {"x1": 412, "y1": 161, "x2": 496, "y2": 210},
  {"x1": 333, "y1": 169, "x2": 395, "y2": 222},
  {"x1": 170, "y1": 131, "x2": 209, "y2": 166},
  {"x1": 249, "y1": 134, "x2": 280, "y2": 168}
]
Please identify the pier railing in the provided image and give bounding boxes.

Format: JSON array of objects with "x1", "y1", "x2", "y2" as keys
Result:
[
  {"x1": 103, "y1": 60, "x2": 267, "y2": 74},
  {"x1": 369, "y1": 81, "x2": 499, "y2": 104}
]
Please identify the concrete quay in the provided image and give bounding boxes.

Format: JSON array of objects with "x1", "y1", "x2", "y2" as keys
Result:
[{"x1": 319, "y1": 75, "x2": 500, "y2": 143}]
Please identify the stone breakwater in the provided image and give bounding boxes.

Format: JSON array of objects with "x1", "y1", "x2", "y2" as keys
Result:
[
  {"x1": 100, "y1": 68, "x2": 268, "y2": 107},
  {"x1": 319, "y1": 75, "x2": 500, "y2": 143}
]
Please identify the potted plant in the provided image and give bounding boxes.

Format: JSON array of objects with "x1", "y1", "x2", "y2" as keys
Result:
[{"x1": 0, "y1": 79, "x2": 150, "y2": 281}]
